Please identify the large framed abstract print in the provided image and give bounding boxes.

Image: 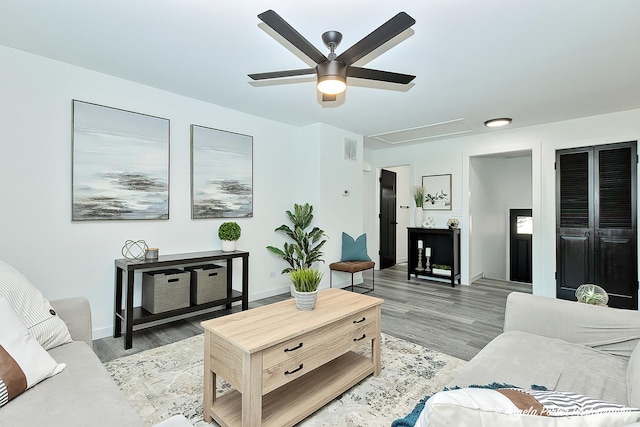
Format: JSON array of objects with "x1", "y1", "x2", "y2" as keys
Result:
[
  {"x1": 190, "y1": 125, "x2": 253, "y2": 219},
  {"x1": 72, "y1": 100, "x2": 170, "y2": 221}
]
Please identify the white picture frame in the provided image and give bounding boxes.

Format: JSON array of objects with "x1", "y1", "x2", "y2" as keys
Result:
[{"x1": 422, "y1": 174, "x2": 452, "y2": 211}]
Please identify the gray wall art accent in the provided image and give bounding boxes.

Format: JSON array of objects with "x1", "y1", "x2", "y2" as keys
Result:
[
  {"x1": 191, "y1": 125, "x2": 253, "y2": 219},
  {"x1": 72, "y1": 100, "x2": 170, "y2": 221}
]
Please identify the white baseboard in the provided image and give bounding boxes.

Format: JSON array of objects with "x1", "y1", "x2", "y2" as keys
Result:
[{"x1": 470, "y1": 272, "x2": 484, "y2": 283}]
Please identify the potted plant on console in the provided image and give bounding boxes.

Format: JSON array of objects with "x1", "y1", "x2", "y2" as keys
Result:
[
  {"x1": 218, "y1": 221, "x2": 241, "y2": 252},
  {"x1": 411, "y1": 185, "x2": 425, "y2": 227},
  {"x1": 432, "y1": 264, "x2": 452, "y2": 277},
  {"x1": 290, "y1": 268, "x2": 324, "y2": 310}
]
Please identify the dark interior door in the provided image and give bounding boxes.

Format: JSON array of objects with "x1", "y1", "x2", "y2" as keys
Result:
[
  {"x1": 510, "y1": 209, "x2": 532, "y2": 283},
  {"x1": 557, "y1": 149, "x2": 593, "y2": 298},
  {"x1": 593, "y1": 144, "x2": 637, "y2": 309},
  {"x1": 380, "y1": 169, "x2": 397, "y2": 269},
  {"x1": 556, "y1": 142, "x2": 637, "y2": 309}
]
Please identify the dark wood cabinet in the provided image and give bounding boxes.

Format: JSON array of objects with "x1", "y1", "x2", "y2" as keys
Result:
[
  {"x1": 114, "y1": 250, "x2": 249, "y2": 349},
  {"x1": 556, "y1": 142, "x2": 637, "y2": 309},
  {"x1": 407, "y1": 227, "x2": 460, "y2": 287}
]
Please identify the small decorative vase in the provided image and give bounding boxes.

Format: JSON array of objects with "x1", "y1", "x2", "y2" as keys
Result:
[
  {"x1": 293, "y1": 289, "x2": 318, "y2": 311},
  {"x1": 414, "y1": 207, "x2": 424, "y2": 228},
  {"x1": 221, "y1": 240, "x2": 236, "y2": 252}
]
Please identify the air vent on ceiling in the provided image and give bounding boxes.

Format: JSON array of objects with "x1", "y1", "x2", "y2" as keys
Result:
[{"x1": 368, "y1": 119, "x2": 473, "y2": 145}]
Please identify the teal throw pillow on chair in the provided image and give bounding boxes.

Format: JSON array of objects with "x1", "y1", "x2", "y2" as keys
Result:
[{"x1": 341, "y1": 232, "x2": 372, "y2": 262}]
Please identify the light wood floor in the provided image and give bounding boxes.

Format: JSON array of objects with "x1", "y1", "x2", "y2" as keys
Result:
[{"x1": 94, "y1": 264, "x2": 531, "y2": 363}]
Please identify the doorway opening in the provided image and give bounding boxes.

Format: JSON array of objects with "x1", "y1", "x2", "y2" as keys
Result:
[
  {"x1": 378, "y1": 165, "x2": 411, "y2": 270},
  {"x1": 469, "y1": 150, "x2": 533, "y2": 284}
]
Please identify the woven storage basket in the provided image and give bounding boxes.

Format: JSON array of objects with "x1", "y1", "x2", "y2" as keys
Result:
[
  {"x1": 141, "y1": 269, "x2": 191, "y2": 314},
  {"x1": 185, "y1": 264, "x2": 227, "y2": 305}
]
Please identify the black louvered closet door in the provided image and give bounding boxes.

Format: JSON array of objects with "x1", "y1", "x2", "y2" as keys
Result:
[{"x1": 556, "y1": 141, "x2": 637, "y2": 309}]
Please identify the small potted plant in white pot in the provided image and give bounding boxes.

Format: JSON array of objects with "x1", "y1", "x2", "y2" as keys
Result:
[
  {"x1": 218, "y1": 222, "x2": 241, "y2": 252},
  {"x1": 289, "y1": 268, "x2": 323, "y2": 311},
  {"x1": 411, "y1": 185, "x2": 425, "y2": 227}
]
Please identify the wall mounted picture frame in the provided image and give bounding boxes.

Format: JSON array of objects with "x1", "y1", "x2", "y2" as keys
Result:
[
  {"x1": 191, "y1": 125, "x2": 253, "y2": 219},
  {"x1": 71, "y1": 100, "x2": 170, "y2": 221},
  {"x1": 422, "y1": 174, "x2": 452, "y2": 211}
]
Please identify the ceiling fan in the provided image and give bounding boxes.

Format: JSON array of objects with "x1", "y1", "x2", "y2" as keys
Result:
[{"x1": 248, "y1": 10, "x2": 416, "y2": 101}]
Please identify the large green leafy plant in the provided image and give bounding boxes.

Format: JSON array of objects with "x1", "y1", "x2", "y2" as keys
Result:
[{"x1": 267, "y1": 203, "x2": 327, "y2": 274}]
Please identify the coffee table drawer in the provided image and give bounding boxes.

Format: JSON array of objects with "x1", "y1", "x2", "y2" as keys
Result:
[
  {"x1": 262, "y1": 307, "x2": 377, "y2": 369},
  {"x1": 262, "y1": 320, "x2": 376, "y2": 394}
]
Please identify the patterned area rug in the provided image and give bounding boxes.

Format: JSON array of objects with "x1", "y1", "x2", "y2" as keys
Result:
[{"x1": 104, "y1": 333, "x2": 465, "y2": 426}]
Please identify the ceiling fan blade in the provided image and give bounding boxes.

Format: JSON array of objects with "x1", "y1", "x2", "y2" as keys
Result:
[
  {"x1": 336, "y1": 12, "x2": 415, "y2": 66},
  {"x1": 248, "y1": 68, "x2": 316, "y2": 80},
  {"x1": 347, "y1": 66, "x2": 415, "y2": 84},
  {"x1": 258, "y1": 10, "x2": 327, "y2": 64},
  {"x1": 322, "y1": 93, "x2": 337, "y2": 102}
]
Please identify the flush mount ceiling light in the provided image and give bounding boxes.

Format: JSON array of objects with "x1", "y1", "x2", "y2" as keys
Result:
[{"x1": 484, "y1": 118, "x2": 512, "y2": 128}]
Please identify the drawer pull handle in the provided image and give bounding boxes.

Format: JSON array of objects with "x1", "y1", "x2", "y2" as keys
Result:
[
  {"x1": 208, "y1": 272, "x2": 218, "y2": 277},
  {"x1": 353, "y1": 334, "x2": 367, "y2": 342},
  {"x1": 284, "y1": 343, "x2": 303, "y2": 352},
  {"x1": 353, "y1": 317, "x2": 366, "y2": 324},
  {"x1": 284, "y1": 364, "x2": 304, "y2": 375},
  {"x1": 168, "y1": 278, "x2": 179, "y2": 283}
]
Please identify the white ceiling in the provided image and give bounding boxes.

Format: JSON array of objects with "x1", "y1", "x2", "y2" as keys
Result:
[{"x1": 2, "y1": 0, "x2": 640, "y2": 149}]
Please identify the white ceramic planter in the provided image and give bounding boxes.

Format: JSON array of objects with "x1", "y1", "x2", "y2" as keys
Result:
[
  {"x1": 414, "y1": 207, "x2": 424, "y2": 228},
  {"x1": 221, "y1": 240, "x2": 236, "y2": 252},
  {"x1": 293, "y1": 289, "x2": 318, "y2": 311}
]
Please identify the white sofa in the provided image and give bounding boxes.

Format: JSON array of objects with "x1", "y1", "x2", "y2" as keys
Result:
[
  {"x1": 413, "y1": 292, "x2": 640, "y2": 426},
  {"x1": 0, "y1": 259, "x2": 192, "y2": 427},
  {"x1": 0, "y1": 296, "x2": 145, "y2": 426}
]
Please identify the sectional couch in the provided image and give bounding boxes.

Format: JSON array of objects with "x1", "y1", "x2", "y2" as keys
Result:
[{"x1": 414, "y1": 292, "x2": 640, "y2": 426}]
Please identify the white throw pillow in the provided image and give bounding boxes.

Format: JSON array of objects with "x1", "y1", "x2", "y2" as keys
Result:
[
  {"x1": 418, "y1": 387, "x2": 640, "y2": 427},
  {"x1": 0, "y1": 260, "x2": 72, "y2": 350},
  {"x1": 0, "y1": 297, "x2": 66, "y2": 407}
]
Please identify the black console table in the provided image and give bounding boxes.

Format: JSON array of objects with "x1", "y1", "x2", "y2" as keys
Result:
[
  {"x1": 407, "y1": 228, "x2": 460, "y2": 287},
  {"x1": 114, "y1": 250, "x2": 249, "y2": 349}
]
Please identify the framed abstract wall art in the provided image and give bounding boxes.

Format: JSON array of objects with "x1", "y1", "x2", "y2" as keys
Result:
[
  {"x1": 422, "y1": 174, "x2": 452, "y2": 210},
  {"x1": 190, "y1": 125, "x2": 253, "y2": 219},
  {"x1": 72, "y1": 100, "x2": 170, "y2": 221}
]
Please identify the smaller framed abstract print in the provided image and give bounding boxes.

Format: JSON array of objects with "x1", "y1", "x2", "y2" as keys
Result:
[
  {"x1": 72, "y1": 100, "x2": 170, "y2": 221},
  {"x1": 191, "y1": 125, "x2": 253, "y2": 219},
  {"x1": 422, "y1": 174, "x2": 452, "y2": 211}
]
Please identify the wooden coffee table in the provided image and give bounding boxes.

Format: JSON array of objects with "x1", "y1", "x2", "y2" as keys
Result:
[{"x1": 201, "y1": 288, "x2": 383, "y2": 427}]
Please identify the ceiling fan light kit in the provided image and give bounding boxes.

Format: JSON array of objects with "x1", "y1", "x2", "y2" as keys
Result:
[
  {"x1": 484, "y1": 118, "x2": 512, "y2": 128},
  {"x1": 249, "y1": 10, "x2": 416, "y2": 101},
  {"x1": 316, "y1": 61, "x2": 347, "y2": 94}
]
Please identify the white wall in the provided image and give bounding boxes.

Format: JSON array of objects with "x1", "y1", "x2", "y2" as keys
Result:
[
  {"x1": 0, "y1": 46, "x2": 363, "y2": 337},
  {"x1": 365, "y1": 109, "x2": 640, "y2": 299},
  {"x1": 316, "y1": 124, "x2": 365, "y2": 288},
  {"x1": 470, "y1": 157, "x2": 507, "y2": 280}
]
